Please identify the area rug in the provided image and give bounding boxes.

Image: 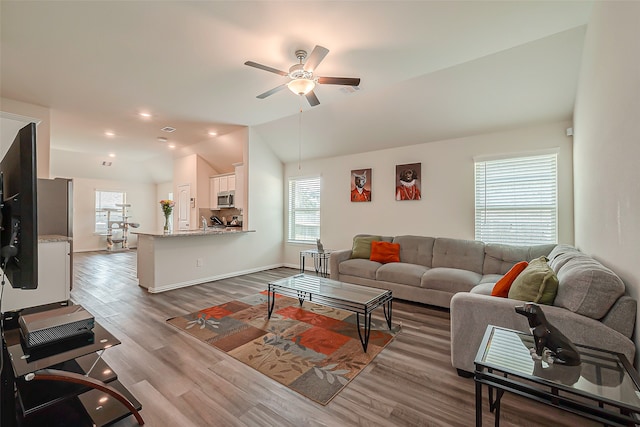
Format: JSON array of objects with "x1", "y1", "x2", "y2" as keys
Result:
[{"x1": 166, "y1": 292, "x2": 400, "y2": 405}]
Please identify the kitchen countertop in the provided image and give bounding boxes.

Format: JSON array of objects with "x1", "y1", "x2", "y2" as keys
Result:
[
  {"x1": 133, "y1": 228, "x2": 254, "y2": 238},
  {"x1": 38, "y1": 234, "x2": 73, "y2": 243}
]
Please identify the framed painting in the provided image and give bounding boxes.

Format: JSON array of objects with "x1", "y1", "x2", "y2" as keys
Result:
[
  {"x1": 395, "y1": 163, "x2": 421, "y2": 201},
  {"x1": 350, "y1": 168, "x2": 372, "y2": 202}
]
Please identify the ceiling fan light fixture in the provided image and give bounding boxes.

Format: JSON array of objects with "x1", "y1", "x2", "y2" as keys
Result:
[{"x1": 288, "y1": 78, "x2": 316, "y2": 95}]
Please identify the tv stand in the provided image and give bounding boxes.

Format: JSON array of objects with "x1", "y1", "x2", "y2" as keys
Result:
[{"x1": 1, "y1": 301, "x2": 143, "y2": 426}]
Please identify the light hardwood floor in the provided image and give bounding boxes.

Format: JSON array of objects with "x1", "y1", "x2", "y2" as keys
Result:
[{"x1": 71, "y1": 250, "x2": 598, "y2": 427}]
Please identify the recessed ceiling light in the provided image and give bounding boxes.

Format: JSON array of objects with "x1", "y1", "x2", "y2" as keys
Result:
[
  {"x1": 157, "y1": 136, "x2": 168, "y2": 143},
  {"x1": 139, "y1": 112, "x2": 152, "y2": 118},
  {"x1": 109, "y1": 153, "x2": 116, "y2": 158},
  {"x1": 168, "y1": 144, "x2": 176, "y2": 149},
  {"x1": 104, "y1": 131, "x2": 115, "y2": 137},
  {"x1": 161, "y1": 126, "x2": 176, "y2": 133},
  {"x1": 208, "y1": 131, "x2": 218, "y2": 137}
]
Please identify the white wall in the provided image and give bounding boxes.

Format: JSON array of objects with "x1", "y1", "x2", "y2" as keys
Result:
[
  {"x1": 283, "y1": 121, "x2": 574, "y2": 267},
  {"x1": 245, "y1": 128, "x2": 284, "y2": 262},
  {"x1": 573, "y1": 2, "x2": 640, "y2": 358},
  {"x1": 1, "y1": 97, "x2": 51, "y2": 178},
  {"x1": 70, "y1": 177, "x2": 156, "y2": 252}
]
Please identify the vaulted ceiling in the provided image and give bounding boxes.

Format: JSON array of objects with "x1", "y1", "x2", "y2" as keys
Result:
[{"x1": 0, "y1": 1, "x2": 592, "y2": 183}]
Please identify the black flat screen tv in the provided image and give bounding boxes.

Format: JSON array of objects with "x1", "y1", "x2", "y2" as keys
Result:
[{"x1": 1, "y1": 122, "x2": 38, "y2": 289}]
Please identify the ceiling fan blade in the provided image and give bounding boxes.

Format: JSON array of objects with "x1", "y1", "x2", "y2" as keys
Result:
[
  {"x1": 244, "y1": 61, "x2": 288, "y2": 76},
  {"x1": 303, "y1": 45, "x2": 329, "y2": 72},
  {"x1": 257, "y1": 83, "x2": 288, "y2": 99},
  {"x1": 305, "y1": 90, "x2": 320, "y2": 107},
  {"x1": 317, "y1": 76, "x2": 361, "y2": 86}
]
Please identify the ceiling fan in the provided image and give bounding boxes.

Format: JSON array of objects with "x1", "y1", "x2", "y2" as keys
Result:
[{"x1": 244, "y1": 45, "x2": 360, "y2": 107}]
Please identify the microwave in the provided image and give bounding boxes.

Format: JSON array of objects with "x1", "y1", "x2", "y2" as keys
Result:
[{"x1": 217, "y1": 191, "x2": 235, "y2": 208}]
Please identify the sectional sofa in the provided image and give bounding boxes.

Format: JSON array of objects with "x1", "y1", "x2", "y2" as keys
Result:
[{"x1": 329, "y1": 235, "x2": 637, "y2": 373}]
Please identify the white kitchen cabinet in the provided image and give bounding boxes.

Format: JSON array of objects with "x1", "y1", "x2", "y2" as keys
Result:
[
  {"x1": 209, "y1": 173, "x2": 236, "y2": 209},
  {"x1": 1, "y1": 239, "x2": 71, "y2": 312}
]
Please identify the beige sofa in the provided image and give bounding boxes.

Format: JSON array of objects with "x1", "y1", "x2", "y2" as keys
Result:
[{"x1": 329, "y1": 236, "x2": 637, "y2": 374}]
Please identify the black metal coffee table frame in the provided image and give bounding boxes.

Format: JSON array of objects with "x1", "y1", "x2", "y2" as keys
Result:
[{"x1": 267, "y1": 274, "x2": 392, "y2": 352}]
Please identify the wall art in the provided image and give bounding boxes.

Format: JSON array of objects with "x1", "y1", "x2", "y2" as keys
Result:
[
  {"x1": 350, "y1": 168, "x2": 372, "y2": 202},
  {"x1": 395, "y1": 163, "x2": 421, "y2": 200}
]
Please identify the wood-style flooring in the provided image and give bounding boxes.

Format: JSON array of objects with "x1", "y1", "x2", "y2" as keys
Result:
[{"x1": 71, "y1": 250, "x2": 598, "y2": 427}]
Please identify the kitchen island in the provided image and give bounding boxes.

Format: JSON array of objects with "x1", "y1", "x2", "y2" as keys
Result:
[{"x1": 134, "y1": 228, "x2": 255, "y2": 293}]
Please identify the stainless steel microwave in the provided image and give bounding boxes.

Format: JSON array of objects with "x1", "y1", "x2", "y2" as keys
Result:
[{"x1": 217, "y1": 191, "x2": 234, "y2": 208}]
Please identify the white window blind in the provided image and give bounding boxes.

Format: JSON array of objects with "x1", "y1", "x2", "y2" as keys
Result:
[
  {"x1": 475, "y1": 153, "x2": 557, "y2": 245},
  {"x1": 288, "y1": 176, "x2": 321, "y2": 242},
  {"x1": 95, "y1": 190, "x2": 126, "y2": 233}
]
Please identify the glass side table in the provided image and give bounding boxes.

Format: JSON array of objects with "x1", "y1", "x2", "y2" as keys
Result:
[
  {"x1": 474, "y1": 325, "x2": 640, "y2": 426},
  {"x1": 299, "y1": 249, "x2": 334, "y2": 278}
]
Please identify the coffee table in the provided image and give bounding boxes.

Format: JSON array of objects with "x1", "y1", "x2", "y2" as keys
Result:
[
  {"x1": 474, "y1": 325, "x2": 640, "y2": 426},
  {"x1": 267, "y1": 274, "x2": 392, "y2": 352}
]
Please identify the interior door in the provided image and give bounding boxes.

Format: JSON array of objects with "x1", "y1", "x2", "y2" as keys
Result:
[{"x1": 177, "y1": 184, "x2": 190, "y2": 230}]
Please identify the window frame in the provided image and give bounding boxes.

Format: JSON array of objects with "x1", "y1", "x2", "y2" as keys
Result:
[
  {"x1": 94, "y1": 189, "x2": 127, "y2": 234},
  {"x1": 474, "y1": 151, "x2": 558, "y2": 245},
  {"x1": 287, "y1": 176, "x2": 321, "y2": 244}
]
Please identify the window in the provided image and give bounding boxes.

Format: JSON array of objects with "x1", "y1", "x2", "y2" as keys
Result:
[
  {"x1": 95, "y1": 190, "x2": 126, "y2": 233},
  {"x1": 288, "y1": 176, "x2": 321, "y2": 242},
  {"x1": 475, "y1": 153, "x2": 557, "y2": 245}
]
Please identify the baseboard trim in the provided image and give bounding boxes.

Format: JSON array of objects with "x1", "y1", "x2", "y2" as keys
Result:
[{"x1": 143, "y1": 263, "x2": 285, "y2": 293}]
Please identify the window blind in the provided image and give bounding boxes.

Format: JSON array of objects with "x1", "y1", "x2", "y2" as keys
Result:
[
  {"x1": 475, "y1": 153, "x2": 557, "y2": 245},
  {"x1": 288, "y1": 176, "x2": 321, "y2": 242},
  {"x1": 95, "y1": 190, "x2": 126, "y2": 233}
]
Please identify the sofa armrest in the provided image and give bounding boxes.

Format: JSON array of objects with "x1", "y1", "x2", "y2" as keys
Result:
[
  {"x1": 329, "y1": 249, "x2": 352, "y2": 280},
  {"x1": 450, "y1": 293, "x2": 636, "y2": 374}
]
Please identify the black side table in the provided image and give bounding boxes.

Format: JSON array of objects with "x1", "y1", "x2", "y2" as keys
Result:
[
  {"x1": 299, "y1": 249, "x2": 333, "y2": 277},
  {"x1": 474, "y1": 325, "x2": 640, "y2": 426}
]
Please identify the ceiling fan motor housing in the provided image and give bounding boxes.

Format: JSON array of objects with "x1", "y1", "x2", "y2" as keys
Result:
[{"x1": 288, "y1": 63, "x2": 313, "y2": 80}]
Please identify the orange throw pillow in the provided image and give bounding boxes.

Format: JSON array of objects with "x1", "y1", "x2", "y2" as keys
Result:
[
  {"x1": 370, "y1": 241, "x2": 401, "y2": 264},
  {"x1": 491, "y1": 261, "x2": 529, "y2": 298}
]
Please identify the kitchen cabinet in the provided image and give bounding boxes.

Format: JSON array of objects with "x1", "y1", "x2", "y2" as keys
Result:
[{"x1": 209, "y1": 173, "x2": 235, "y2": 209}]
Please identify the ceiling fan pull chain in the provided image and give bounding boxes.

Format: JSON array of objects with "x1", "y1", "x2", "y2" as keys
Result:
[{"x1": 298, "y1": 103, "x2": 303, "y2": 170}]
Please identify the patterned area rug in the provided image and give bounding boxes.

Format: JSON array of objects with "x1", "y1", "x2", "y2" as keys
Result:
[{"x1": 167, "y1": 292, "x2": 400, "y2": 405}]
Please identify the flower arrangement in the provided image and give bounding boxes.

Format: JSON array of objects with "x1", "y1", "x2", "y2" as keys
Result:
[
  {"x1": 160, "y1": 199, "x2": 175, "y2": 216},
  {"x1": 160, "y1": 200, "x2": 175, "y2": 232}
]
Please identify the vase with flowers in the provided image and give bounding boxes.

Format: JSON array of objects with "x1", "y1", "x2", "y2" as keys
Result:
[{"x1": 159, "y1": 199, "x2": 175, "y2": 233}]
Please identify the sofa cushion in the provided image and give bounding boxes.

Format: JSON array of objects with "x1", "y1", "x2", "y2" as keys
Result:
[
  {"x1": 376, "y1": 263, "x2": 428, "y2": 287},
  {"x1": 492, "y1": 261, "x2": 528, "y2": 298},
  {"x1": 350, "y1": 235, "x2": 381, "y2": 259},
  {"x1": 548, "y1": 244, "x2": 584, "y2": 273},
  {"x1": 554, "y1": 256, "x2": 625, "y2": 319},
  {"x1": 483, "y1": 243, "x2": 555, "y2": 275},
  {"x1": 421, "y1": 267, "x2": 482, "y2": 293},
  {"x1": 508, "y1": 256, "x2": 558, "y2": 305},
  {"x1": 338, "y1": 258, "x2": 381, "y2": 280},
  {"x1": 432, "y1": 238, "x2": 485, "y2": 274},
  {"x1": 392, "y1": 235, "x2": 435, "y2": 267},
  {"x1": 370, "y1": 241, "x2": 400, "y2": 264},
  {"x1": 471, "y1": 283, "x2": 494, "y2": 295}
]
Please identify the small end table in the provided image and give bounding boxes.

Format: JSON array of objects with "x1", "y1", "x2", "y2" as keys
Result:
[
  {"x1": 474, "y1": 325, "x2": 640, "y2": 426},
  {"x1": 299, "y1": 249, "x2": 333, "y2": 277}
]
